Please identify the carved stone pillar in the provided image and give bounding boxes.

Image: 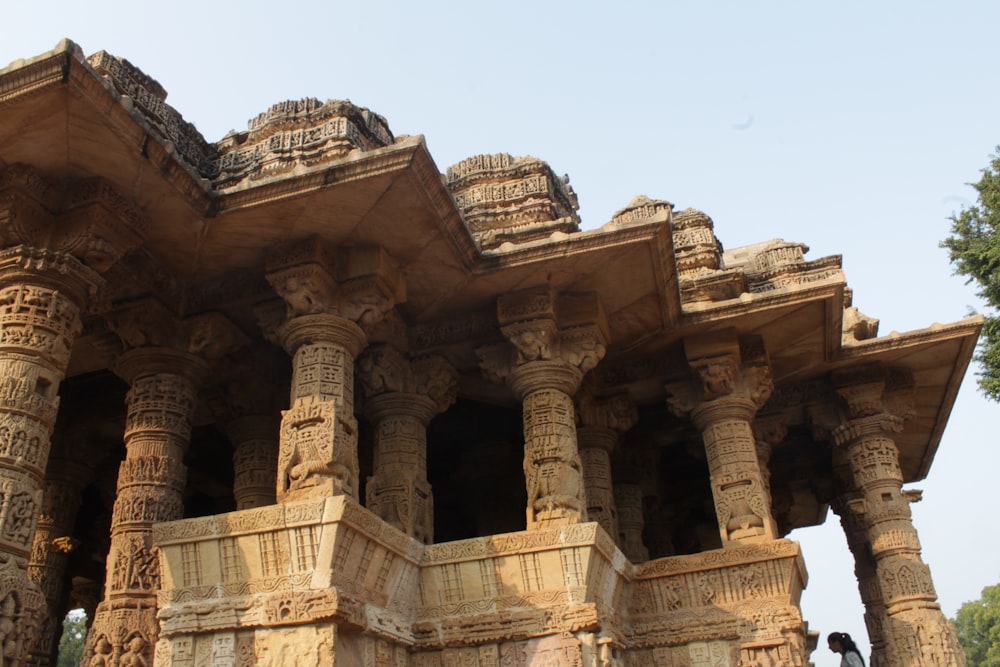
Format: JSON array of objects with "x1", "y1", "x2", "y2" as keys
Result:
[
  {"x1": 832, "y1": 367, "x2": 965, "y2": 666},
  {"x1": 576, "y1": 391, "x2": 636, "y2": 543},
  {"x1": 666, "y1": 333, "x2": 777, "y2": 547},
  {"x1": 228, "y1": 416, "x2": 279, "y2": 510},
  {"x1": 0, "y1": 247, "x2": 101, "y2": 664},
  {"x1": 358, "y1": 347, "x2": 457, "y2": 543},
  {"x1": 85, "y1": 346, "x2": 207, "y2": 667},
  {"x1": 26, "y1": 457, "x2": 89, "y2": 667},
  {"x1": 831, "y1": 489, "x2": 889, "y2": 667},
  {"x1": 203, "y1": 351, "x2": 284, "y2": 511},
  {"x1": 477, "y1": 289, "x2": 607, "y2": 530},
  {"x1": 751, "y1": 415, "x2": 786, "y2": 502},
  {"x1": 266, "y1": 239, "x2": 402, "y2": 504},
  {"x1": 613, "y1": 483, "x2": 648, "y2": 562}
]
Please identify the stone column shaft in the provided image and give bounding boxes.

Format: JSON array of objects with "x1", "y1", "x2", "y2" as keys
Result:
[
  {"x1": 26, "y1": 460, "x2": 88, "y2": 667},
  {"x1": 85, "y1": 347, "x2": 206, "y2": 667},
  {"x1": 523, "y1": 387, "x2": 582, "y2": 529},
  {"x1": 0, "y1": 248, "x2": 100, "y2": 666},
  {"x1": 576, "y1": 390, "x2": 636, "y2": 546},
  {"x1": 833, "y1": 491, "x2": 889, "y2": 667},
  {"x1": 228, "y1": 416, "x2": 278, "y2": 510},
  {"x1": 578, "y1": 428, "x2": 618, "y2": 541},
  {"x1": 692, "y1": 397, "x2": 778, "y2": 546},
  {"x1": 832, "y1": 367, "x2": 965, "y2": 667},
  {"x1": 613, "y1": 483, "x2": 648, "y2": 562},
  {"x1": 366, "y1": 394, "x2": 436, "y2": 542},
  {"x1": 277, "y1": 314, "x2": 366, "y2": 503}
]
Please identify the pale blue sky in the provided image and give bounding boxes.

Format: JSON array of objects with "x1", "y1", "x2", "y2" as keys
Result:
[{"x1": 4, "y1": 2, "x2": 1000, "y2": 663}]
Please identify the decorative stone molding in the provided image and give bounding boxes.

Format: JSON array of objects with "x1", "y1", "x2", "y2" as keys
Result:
[
  {"x1": 445, "y1": 154, "x2": 581, "y2": 250},
  {"x1": 670, "y1": 208, "x2": 747, "y2": 304},
  {"x1": 87, "y1": 50, "x2": 218, "y2": 179}
]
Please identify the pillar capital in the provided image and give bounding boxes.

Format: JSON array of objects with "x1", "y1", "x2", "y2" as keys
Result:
[
  {"x1": 279, "y1": 312, "x2": 367, "y2": 357},
  {"x1": 832, "y1": 364, "x2": 915, "y2": 422},
  {"x1": 482, "y1": 287, "x2": 608, "y2": 395},
  {"x1": 265, "y1": 237, "x2": 404, "y2": 333},
  {"x1": 0, "y1": 245, "x2": 103, "y2": 306},
  {"x1": 508, "y1": 360, "x2": 585, "y2": 399},
  {"x1": 108, "y1": 299, "x2": 248, "y2": 370},
  {"x1": 691, "y1": 395, "x2": 759, "y2": 431},
  {"x1": 112, "y1": 346, "x2": 210, "y2": 387},
  {"x1": 666, "y1": 334, "x2": 773, "y2": 418}
]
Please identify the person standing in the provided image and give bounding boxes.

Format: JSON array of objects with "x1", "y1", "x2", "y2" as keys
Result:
[{"x1": 828, "y1": 632, "x2": 865, "y2": 667}]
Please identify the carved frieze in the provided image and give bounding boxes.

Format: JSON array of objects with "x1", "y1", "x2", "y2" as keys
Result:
[{"x1": 88, "y1": 50, "x2": 218, "y2": 178}]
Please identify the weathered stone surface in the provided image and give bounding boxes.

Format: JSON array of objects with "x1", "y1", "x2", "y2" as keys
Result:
[{"x1": 0, "y1": 40, "x2": 980, "y2": 667}]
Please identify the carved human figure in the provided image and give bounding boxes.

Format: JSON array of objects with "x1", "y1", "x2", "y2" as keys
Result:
[
  {"x1": 89, "y1": 637, "x2": 111, "y2": 667},
  {"x1": 0, "y1": 595, "x2": 15, "y2": 665},
  {"x1": 120, "y1": 636, "x2": 148, "y2": 667}
]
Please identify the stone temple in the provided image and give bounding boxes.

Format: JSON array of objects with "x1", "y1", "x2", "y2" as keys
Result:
[{"x1": 0, "y1": 39, "x2": 980, "y2": 667}]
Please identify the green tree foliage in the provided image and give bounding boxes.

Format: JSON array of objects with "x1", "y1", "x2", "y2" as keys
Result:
[
  {"x1": 943, "y1": 149, "x2": 1000, "y2": 400},
  {"x1": 56, "y1": 610, "x2": 86, "y2": 667},
  {"x1": 953, "y1": 583, "x2": 1000, "y2": 666}
]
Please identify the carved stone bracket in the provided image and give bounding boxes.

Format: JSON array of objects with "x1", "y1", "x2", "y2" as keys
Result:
[
  {"x1": 0, "y1": 165, "x2": 145, "y2": 276},
  {"x1": 265, "y1": 237, "x2": 404, "y2": 334}
]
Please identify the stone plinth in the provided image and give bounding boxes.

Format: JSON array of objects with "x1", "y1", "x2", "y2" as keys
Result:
[
  {"x1": 629, "y1": 540, "x2": 811, "y2": 666},
  {"x1": 154, "y1": 502, "x2": 812, "y2": 666},
  {"x1": 154, "y1": 497, "x2": 423, "y2": 664}
]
